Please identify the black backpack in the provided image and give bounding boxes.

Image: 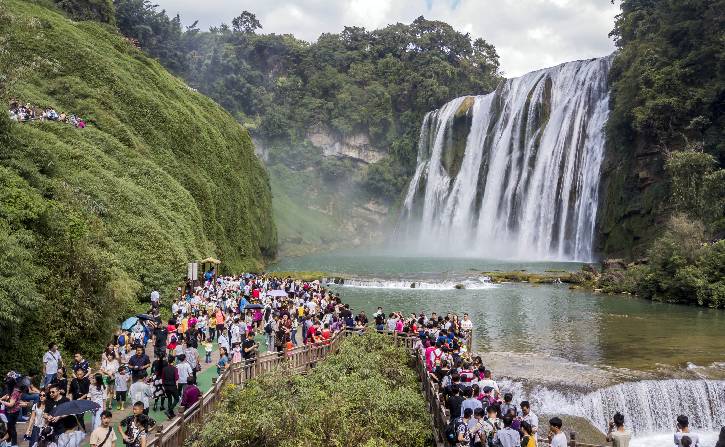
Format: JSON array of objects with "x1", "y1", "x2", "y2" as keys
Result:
[{"x1": 443, "y1": 417, "x2": 463, "y2": 445}]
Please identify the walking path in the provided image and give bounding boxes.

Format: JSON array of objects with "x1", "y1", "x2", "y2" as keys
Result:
[{"x1": 16, "y1": 339, "x2": 226, "y2": 447}]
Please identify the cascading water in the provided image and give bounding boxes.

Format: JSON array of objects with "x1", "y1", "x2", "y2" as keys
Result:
[
  {"x1": 503, "y1": 378, "x2": 725, "y2": 437},
  {"x1": 400, "y1": 56, "x2": 612, "y2": 261}
]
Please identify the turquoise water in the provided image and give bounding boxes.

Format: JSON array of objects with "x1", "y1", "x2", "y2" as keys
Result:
[{"x1": 270, "y1": 253, "x2": 725, "y2": 371}]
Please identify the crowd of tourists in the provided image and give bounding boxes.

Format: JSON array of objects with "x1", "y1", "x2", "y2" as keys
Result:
[
  {"x1": 7, "y1": 99, "x2": 87, "y2": 128},
  {"x1": 0, "y1": 269, "x2": 356, "y2": 447},
  {"x1": 1, "y1": 267, "x2": 722, "y2": 447}
]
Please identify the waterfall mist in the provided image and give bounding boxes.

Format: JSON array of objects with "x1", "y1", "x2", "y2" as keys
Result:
[{"x1": 398, "y1": 56, "x2": 613, "y2": 262}]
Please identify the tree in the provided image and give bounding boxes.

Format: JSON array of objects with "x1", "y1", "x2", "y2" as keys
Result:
[{"x1": 232, "y1": 11, "x2": 262, "y2": 34}]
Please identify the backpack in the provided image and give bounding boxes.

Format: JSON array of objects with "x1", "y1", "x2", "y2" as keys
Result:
[
  {"x1": 264, "y1": 321, "x2": 273, "y2": 335},
  {"x1": 443, "y1": 417, "x2": 464, "y2": 446}
]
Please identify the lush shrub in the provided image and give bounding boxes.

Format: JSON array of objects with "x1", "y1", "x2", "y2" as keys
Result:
[
  {"x1": 633, "y1": 215, "x2": 724, "y2": 307},
  {"x1": 190, "y1": 333, "x2": 432, "y2": 447}
]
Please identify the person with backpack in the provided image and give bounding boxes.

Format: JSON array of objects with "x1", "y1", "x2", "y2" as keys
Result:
[{"x1": 445, "y1": 407, "x2": 472, "y2": 446}]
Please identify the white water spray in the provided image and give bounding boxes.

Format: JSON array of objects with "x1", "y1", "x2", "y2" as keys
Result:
[{"x1": 400, "y1": 56, "x2": 612, "y2": 262}]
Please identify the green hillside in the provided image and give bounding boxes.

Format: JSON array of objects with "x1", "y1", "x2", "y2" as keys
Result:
[{"x1": 0, "y1": 0, "x2": 275, "y2": 371}]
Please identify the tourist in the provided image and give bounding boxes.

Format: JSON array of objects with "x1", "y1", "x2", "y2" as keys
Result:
[
  {"x1": 548, "y1": 417, "x2": 567, "y2": 447},
  {"x1": 56, "y1": 416, "x2": 85, "y2": 447},
  {"x1": 183, "y1": 339, "x2": 201, "y2": 381},
  {"x1": 115, "y1": 365, "x2": 130, "y2": 410},
  {"x1": 481, "y1": 405, "x2": 502, "y2": 443},
  {"x1": 203, "y1": 339, "x2": 213, "y2": 363},
  {"x1": 128, "y1": 375, "x2": 153, "y2": 416},
  {"x1": 217, "y1": 347, "x2": 229, "y2": 375},
  {"x1": 500, "y1": 392, "x2": 517, "y2": 417},
  {"x1": 161, "y1": 356, "x2": 179, "y2": 419},
  {"x1": 119, "y1": 402, "x2": 155, "y2": 447},
  {"x1": 89, "y1": 410, "x2": 116, "y2": 447},
  {"x1": 446, "y1": 385, "x2": 465, "y2": 419},
  {"x1": 520, "y1": 401, "x2": 538, "y2": 435},
  {"x1": 493, "y1": 415, "x2": 521, "y2": 447},
  {"x1": 128, "y1": 346, "x2": 151, "y2": 382},
  {"x1": 468, "y1": 407, "x2": 486, "y2": 447},
  {"x1": 43, "y1": 384, "x2": 69, "y2": 432},
  {"x1": 19, "y1": 370, "x2": 41, "y2": 419},
  {"x1": 242, "y1": 331, "x2": 258, "y2": 362},
  {"x1": 179, "y1": 376, "x2": 201, "y2": 411},
  {"x1": 71, "y1": 353, "x2": 90, "y2": 378},
  {"x1": 606, "y1": 412, "x2": 631, "y2": 447},
  {"x1": 23, "y1": 388, "x2": 46, "y2": 447},
  {"x1": 460, "y1": 386, "x2": 482, "y2": 416},
  {"x1": 453, "y1": 407, "x2": 473, "y2": 446},
  {"x1": 152, "y1": 318, "x2": 169, "y2": 359},
  {"x1": 674, "y1": 415, "x2": 700, "y2": 446},
  {"x1": 478, "y1": 369, "x2": 499, "y2": 394},
  {"x1": 176, "y1": 354, "x2": 193, "y2": 397},
  {"x1": 0, "y1": 378, "x2": 21, "y2": 447},
  {"x1": 521, "y1": 420, "x2": 537, "y2": 447},
  {"x1": 461, "y1": 313, "x2": 473, "y2": 332},
  {"x1": 89, "y1": 373, "x2": 107, "y2": 430},
  {"x1": 100, "y1": 351, "x2": 119, "y2": 410},
  {"x1": 42, "y1": 343, "x2": 62, "y2": 388}
]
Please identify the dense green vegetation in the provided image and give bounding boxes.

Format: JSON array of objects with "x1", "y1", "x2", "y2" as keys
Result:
[
  {"x1": 108, "y1": 2, "x2": 502, "y2": 253},
  {"x1": 190, "y1": 333, "x2": 432, "y2": 447},
  {"x1": 597, "y1": 0, "x2": 724, "y2": 307},
  {"x1": 111, "y1": 2, "x2": 502, "y2": 202},
  {"x1": 0, "y1": 0, "x2": 275, "y2": 372},
  {"x1": 599, "y1": 0, "x2": 724, "y2": 257}
]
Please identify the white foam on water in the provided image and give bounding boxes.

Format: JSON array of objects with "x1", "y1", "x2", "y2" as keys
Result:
[
  {"x1": 630, "y1": 431, "x2": 719, "y2": 447},
  {"x1": 333, "y1": 277, "x2": 498, "y2": 290},
  {"x1": 498, "y1": 378, "x2": 725, "y2": 438}
]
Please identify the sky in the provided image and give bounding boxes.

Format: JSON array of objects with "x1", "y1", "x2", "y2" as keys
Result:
[{"x1": 153, "y1": 0, "x2": 620, "y2": 77}]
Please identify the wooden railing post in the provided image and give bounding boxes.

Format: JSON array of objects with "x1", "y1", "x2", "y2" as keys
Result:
[
  {"x1": 155, "y1": 424, "x2": 163, "y2": 447},
  {"x1": 569, "y1": 431, "x2": 577, "y2": 446}
]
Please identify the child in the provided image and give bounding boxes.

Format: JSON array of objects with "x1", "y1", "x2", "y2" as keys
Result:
[
  {"x1": 203, "y1": 340, "x2": 213, "y2": 363},
  {"x1": 231, "y1": 343, "x2": 242, "y2": 364},
  {"x1": 115, "y1": 366, "x2": 130, "y2": 410}
]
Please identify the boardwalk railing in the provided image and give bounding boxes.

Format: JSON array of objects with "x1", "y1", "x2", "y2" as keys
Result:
[
  {"x1": 147, "y1": 330, "x2": 348, "y2": 446},
  {"x1": 147, "y1": 328, "x2": 601, "y2": 447}
]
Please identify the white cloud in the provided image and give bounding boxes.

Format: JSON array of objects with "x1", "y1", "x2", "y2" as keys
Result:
[{"x1": 153, "y1": 0, "x2": 619, "y2": 77}]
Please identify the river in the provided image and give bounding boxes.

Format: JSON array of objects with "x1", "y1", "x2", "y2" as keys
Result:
[{"x1": 270, "y1": 252, "x2": 725, "y2": 446}]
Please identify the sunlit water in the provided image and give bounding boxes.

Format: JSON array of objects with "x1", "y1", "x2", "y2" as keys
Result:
[{"x1": 270, "y1": 253, "x2": 725, "y2": 444}]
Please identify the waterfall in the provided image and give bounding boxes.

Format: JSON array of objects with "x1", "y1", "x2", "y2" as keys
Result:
[
  {"x1": 400, "y1": 56, "x2": 613, "y2": 261},
  {"x1": 506, "y1": 379, "x2": 725, "y2": 436}
]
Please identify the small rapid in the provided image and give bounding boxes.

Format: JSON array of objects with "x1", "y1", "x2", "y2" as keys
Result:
[
  {"x1": 501, "y1": 378, "x2": 725, "y2": 439},
  {"x1": 327, "y1": 277, "x2": 498, "y2": 290}
]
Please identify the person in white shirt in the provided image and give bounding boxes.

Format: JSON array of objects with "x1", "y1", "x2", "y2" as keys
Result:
[
  {"x1": 461, "y1": 313, "x2": 474, "y2": 331},
  {"x1": 549, "y1": 417, "x2": 568, "y2": 447},
  {"x1": 175, "y1": 354, "x2": 193, "y2": 395},
  {"x1": 128, "y1": 375, "x2": 153, "y2": 414},
  {"x1": 674, "y1": 415, "x2": 700, "y2": 447},
  {"x1": 520, "y1": 401, "x2": 539, "y2": 434},
  {"x1": 43, "y1": 343, "x2": 62, "y2": 387}
]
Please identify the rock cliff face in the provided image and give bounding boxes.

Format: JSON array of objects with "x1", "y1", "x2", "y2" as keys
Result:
[
  {"x1": 596, "y1": 136, "x2": 669, "y2": 259},
  {"x1": 306, "y1": 126, "x2": 387, "y2": 164}
]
